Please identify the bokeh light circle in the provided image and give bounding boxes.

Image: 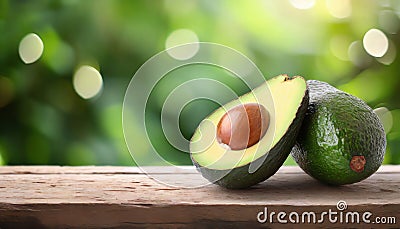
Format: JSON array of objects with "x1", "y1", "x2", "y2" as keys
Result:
[
  {"x1": 18, "y1": 33, "x2": 44, "y2": 64},
  {"x1": 374, "y1": 107, "x2": 393, "y2": 134},
  {"x1": 289, "y1": 0, "x2": 315, "y2": 10},
  {"x1": 363, "y1": 29, "x2": 389, "y2": 58},
  {"x1": 73, "y1": 65, "x2": 103, "y2": 99},
  {"x1": 165, "y1": 29, "x2": 199, "y2": 60},
  {"x1": 326, "y1": 0, "x2": 352, "y2": 19}
]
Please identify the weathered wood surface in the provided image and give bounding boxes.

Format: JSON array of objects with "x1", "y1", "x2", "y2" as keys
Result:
[{"x1": 0, "y1": 166, "x2": 399, "y2": 228}]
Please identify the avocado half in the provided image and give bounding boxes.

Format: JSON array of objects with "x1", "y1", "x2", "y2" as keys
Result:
[{"x1": 190, "y1": 75, "x2": 309, "y2": 189}]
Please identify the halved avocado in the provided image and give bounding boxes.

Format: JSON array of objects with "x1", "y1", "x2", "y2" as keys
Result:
[{"x1": 190, "y1": 75, "x2": 309, "y2": 189}]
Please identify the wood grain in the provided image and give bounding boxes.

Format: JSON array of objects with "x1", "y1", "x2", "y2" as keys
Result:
[{"x1": 0, "y1": 166, "x2": 399, "y2": 228}]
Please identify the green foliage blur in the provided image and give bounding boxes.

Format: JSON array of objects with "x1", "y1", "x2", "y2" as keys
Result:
[{"x1": 0, "y1": 0, "x2": 399, "y2": 166}]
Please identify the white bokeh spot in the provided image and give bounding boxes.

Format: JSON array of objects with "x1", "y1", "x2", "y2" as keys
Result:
[
  {"x1": 290, "y1": 0, "x2": 315, "y2": 10},
  {"x1": 73, "y1": 65, "x2": 103, "y2": 99},
  {"x1": 363, "y1": 29, "x2": 389, "y2": 58},
  {"x1": 165, "y1": 29, "x2": 199, "y2": 60},
  {"x1": 18, "y1": 33, "x2": 44, "y2": 64},
  {"x1": 326, "y1": 0, "x2": 352, "y2": 19}
]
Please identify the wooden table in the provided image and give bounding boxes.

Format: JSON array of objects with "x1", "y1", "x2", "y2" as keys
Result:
[{"x1": 0, "y1": 166, "x2": 399, "y2": 228}]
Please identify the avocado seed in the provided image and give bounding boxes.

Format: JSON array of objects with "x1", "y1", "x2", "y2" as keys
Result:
[{"x1": 217, "y1": 103, "x2": 270, "y2": 150}]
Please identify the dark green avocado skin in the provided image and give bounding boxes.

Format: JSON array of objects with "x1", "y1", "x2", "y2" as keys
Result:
[
  {"x1": 191, "y1": 89, "x2": 309, "y2": 189},
  {"x1": 291, "y1": 80, "x2": 386, "y2": 185}
]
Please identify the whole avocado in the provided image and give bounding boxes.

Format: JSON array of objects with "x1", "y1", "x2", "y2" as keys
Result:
[{"x1": 291, "y1": 80, "x2": 386, "y2": 185}]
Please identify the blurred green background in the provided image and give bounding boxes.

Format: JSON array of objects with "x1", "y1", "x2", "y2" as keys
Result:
[{"x1": 0, "y1": 0, "x2": 399, "y2": 166}]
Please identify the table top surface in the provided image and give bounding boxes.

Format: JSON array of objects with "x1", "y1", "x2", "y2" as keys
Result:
[
  {"x1": 0, "y1": 165, "x2": 399, "y2": 228},
  {"x1": 0, "y1": 165, "x2": 399, "y2": 206}
]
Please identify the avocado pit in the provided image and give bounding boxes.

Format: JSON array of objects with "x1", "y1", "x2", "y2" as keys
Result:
[{"x1": 216, "y1": 103, "x2": 270, "y2": 150}]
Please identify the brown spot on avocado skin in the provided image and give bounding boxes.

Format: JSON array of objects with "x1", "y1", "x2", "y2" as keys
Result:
[{"x1": 350, "y1": 155, "x2": 366, "y2": 173}]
